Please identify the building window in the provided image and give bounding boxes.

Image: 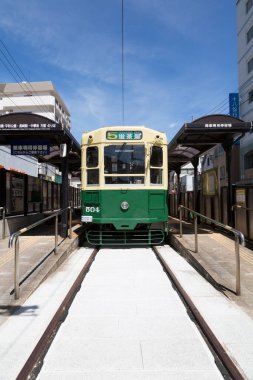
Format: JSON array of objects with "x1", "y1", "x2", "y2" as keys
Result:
[
  {"x1": 244, "y1": 150, "x2": 253, "y2": 169},
  {"x1": 248, "y1": 57, "x2": 253, "y2": 73},
  {"x1": 246, "y1": 0, "x2": 253, "y2": 13},
  {"x1": 247, "y1": 25, "x2": 253, "y2": 43},
  {"x1": 220, "y1": 166, "x2": 225, "y2": 180},
  {"x1": 249, "y1": 89, "x2": 253, "y2": 103}
]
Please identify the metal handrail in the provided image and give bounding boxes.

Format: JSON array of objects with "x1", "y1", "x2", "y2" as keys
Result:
[
  {"x1": 0, "y1": 206, "x2": 6, "y2": 239},
  {"x1": 9, "y1": 206, "x2": 73, "y2": 300},
  {"x1": 232, "y1": 204, "x2": 253, "y2": 213},
  {"x1": 178, "y1": 204, "x2": 244, "y2": 296}
]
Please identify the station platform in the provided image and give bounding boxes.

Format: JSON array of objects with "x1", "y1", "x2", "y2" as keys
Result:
[
  {"x1": 168, "y1": 217, "x2": 253, "y2": 319},
  {"x1": 0, "y1": 219, "x2": 85, "y2": 325}
]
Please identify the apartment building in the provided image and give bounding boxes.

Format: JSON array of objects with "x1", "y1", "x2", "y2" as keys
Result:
[
  {"x1": 0, "y1": 81, "x2": 71, "y2": 130},
  {"x1": 237, "y1": 0, "x2": 253, "y2": 182},
  {"x1": 0, "y1": 81, "x2": 71, "y2": 178}
]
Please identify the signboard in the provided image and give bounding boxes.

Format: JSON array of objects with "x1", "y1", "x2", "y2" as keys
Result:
[
  {"x1": 202, "y1": 169, "x2": 218, "y2": 196},
  {"x1": 106, "y1": 131, "x2": 143, "y2": 140},
  {"x1": 186, "y1": 121, "x2": 251, "y2": 131},
  {"x1": 0, "y1": 123, "x2": 59, "y2": 130},
  {"x1": 236, "y1": 188, "x2": 246, "y2": 206},
  {"x1": 11, "y1": 140, "x2": 49, "y2": 156},
  {"x1": 229, "y1": 93, "x2": 240, "y2": 118}
]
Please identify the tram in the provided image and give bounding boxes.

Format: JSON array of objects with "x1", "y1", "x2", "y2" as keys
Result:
[{"x1": 81, "y1": 126, "x2": 168, "y2": 245}]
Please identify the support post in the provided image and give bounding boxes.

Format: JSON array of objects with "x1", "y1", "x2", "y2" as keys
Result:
[
  {"x1": 223, "y1": 143, "x2": 233, "y2": 226},
  {"x1": 14, "y1": 237, "x2": 20, "y2": 300},
  {"x1": 61, "y1": 149, "x2": 69, "y2": 237},
  {"x1": 192, "y1": 157, "x2": 199, "y2": 213},
  {"x1": 176, "y1": 169, "x2": 181, "y2": 218}
]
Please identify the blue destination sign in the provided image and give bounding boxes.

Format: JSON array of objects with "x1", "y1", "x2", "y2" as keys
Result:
[
  {"x1": 106, "y1": 131, "x2": 143, "y2": 140},
  {"x1": 11, "y1": 140, "x2": 49, "y2": 156}
]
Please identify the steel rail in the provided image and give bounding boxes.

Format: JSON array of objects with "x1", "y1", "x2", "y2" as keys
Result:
[
  {"x1": 153, "y1": 246, "x2": 245, "y2": 380},
  {"x1": 16, "y1": 248, "x2": 98, "y2": 380},
  {"x1": 9, "y1": 206, "x2": 73, "y2": 300},
  {"x1": 178, "y1": 205, "x2": 244, "y2": 295},
  {"x1": 0, "y1": 206, "x2": 6, "y2": 239}
]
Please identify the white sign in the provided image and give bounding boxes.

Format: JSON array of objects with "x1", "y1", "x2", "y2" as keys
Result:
[{"x1": 82, "y1": 215, "x2": 93, "y2": 223}]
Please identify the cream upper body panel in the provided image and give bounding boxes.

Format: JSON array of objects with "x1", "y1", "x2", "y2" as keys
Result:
[
  {"x1": 81, "y1": 125, "x2": 167, "y2": 146},
  {"x1": 81, "y1": 126, "x2": 168, "y2": 191}
]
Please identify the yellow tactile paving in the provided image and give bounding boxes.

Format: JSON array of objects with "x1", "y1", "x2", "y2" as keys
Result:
[
  {"x1": 0, "y1": 235, "x2": 56, "y2": 268},
  {"x1": 209, "y1": 233, "x2": 253, "y2": 265}
]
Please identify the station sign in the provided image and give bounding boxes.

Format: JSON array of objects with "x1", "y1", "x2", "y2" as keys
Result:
[
  {"x1": 229, "y1": 93, "x2": 240, "y2": 119},
  {"x1": 11, "y1": 140, "x2": 50, "y2": 156},
  {"x1": 106, "y1": 131, "x2": 143, "y2": 140},
  {"x1": 0, "y1": 123, "x2": 59, "y2": 130}
]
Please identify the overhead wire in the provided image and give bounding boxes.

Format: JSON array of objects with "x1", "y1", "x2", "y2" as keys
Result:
[
  {"x1": 0, "y1": 39, "x2": 54, "y2": 118},
  {"x1": 121, "y1": 0, "x2": 125, "y2": 126},
  {"x1": 0, "y1": 89, "x2": 26, "y2": 113},
  {"x1": 205, "y1": 71, "x2": 253, "y2": 117}
]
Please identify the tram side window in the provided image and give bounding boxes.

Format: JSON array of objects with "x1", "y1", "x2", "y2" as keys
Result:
[
  {"x1": 150, "y1": 146, "x2": 163, "y2": 167},
  {"x1": 87, "y1": 147, "x2": 98, "y2": 167},
  {"x1": 150, "y1": 169, "x2": 163, "y2": 184},
  {"x1": 150, "y1": 146, "x2": 163, "y2": 184},
  {"x1": 86, "y1": 147, "x2": 99, "y2": 185}
]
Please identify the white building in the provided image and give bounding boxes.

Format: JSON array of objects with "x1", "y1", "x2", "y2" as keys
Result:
[
  {"x1": 0, "y1": 81, "x2": 71, "y2": 178},
  {"x1": 0, "y1": 81, "x2": 71, "y2": 130},
  {"x1": 236, "y1": 0, "x2": 253, "y2": 181}
]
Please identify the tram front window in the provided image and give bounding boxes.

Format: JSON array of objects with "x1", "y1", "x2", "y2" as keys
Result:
[{"x1": 104, "y1": 144, "x2": 145, "y2": 174}]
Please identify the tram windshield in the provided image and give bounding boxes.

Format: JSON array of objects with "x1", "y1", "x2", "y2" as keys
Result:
[
  {"x1": 104, "y1": 144, "x2": 145, "y2": 174},
  {"x1": 104, "y1": 144, "x2": 145, "y2": 184}
]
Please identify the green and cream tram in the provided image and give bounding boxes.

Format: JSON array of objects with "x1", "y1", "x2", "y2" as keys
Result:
[{"x1": 81, "y1": 126, "x2": 168, "y2": 245}]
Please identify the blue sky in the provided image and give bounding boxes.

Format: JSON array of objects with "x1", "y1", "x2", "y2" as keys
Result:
[{"x1": 0, "y1": 0, "x2": 237, "y2": 142}]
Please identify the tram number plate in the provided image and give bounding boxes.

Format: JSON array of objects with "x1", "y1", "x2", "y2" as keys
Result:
[{"x1": 83, "y1": 215, "x2": 93, "y2": 222}]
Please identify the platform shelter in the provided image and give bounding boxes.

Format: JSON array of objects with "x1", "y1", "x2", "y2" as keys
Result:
[
  {"x1": 168, "y1": 114, "x2": 252, "y2": 225},
  {"x1": 0, "y1": 112, "x2": 81, "y2": 236}
]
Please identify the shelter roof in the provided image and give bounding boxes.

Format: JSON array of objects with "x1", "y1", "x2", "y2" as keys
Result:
[
  {"x1": 168, "y1": 114, "x2": 252, "y2": 172},
  {"x1": 0, "y1": 112, "x2": 81, "y2": 173}
]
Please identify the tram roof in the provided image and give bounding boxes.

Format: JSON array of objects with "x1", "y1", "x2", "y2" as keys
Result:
[
  {"x1": 0, "y1": 112, "x2": 81, "y2": 173},
  {"x1": 167, "y1": 114, "x2": 252, "y2": 172}
]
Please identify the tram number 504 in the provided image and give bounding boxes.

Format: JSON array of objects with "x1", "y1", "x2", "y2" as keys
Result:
[{"x1": 85, "y1": 206, "x2": 100, "y2": 213}]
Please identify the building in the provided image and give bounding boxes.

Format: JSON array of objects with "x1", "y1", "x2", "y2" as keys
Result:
[
  {"x1": 236, "y1": 0, "x2": 253, "y2": 182},
  {"x1": 0, "y1": 81, "x2": 71, "y2": 179},
  {"x1": 0, "y1": 81, "x2": 71, "y2": 130}
]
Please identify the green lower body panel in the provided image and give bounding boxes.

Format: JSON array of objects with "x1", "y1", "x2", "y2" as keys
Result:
[{"x1": 81, "y1": 189, "x2": 168, "y2": 230}]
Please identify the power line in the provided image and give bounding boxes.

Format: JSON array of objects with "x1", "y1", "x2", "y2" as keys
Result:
[
  {"x1": 0, "y1": 90, "x2": 26, "y2": 113},
  {"x1": 0, "y1": 39, "x2": 54, "y2": 117},
  {"x1": 121, "y1": 0, "x2": 125, "y2": 126}
]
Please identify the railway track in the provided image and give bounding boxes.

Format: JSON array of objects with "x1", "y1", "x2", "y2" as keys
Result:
[{"x1": 16, "y1": 246, "x2": 245, "y2": 379}]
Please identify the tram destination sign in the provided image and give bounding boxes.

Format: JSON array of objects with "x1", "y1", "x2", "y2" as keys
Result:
[{"x1": 106, "y1": 131, "x2": 143, "y2": 140}]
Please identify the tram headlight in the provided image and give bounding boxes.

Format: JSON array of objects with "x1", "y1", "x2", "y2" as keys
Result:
[{"x1": 121, "y1": 201, "x2": 129, "y2": 210}]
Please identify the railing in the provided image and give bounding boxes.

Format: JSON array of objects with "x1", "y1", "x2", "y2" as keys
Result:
[
  {"x1": 231, "y1": 204, "x2": 253, "y2": 230},
  {"x1": 9, "y1": 207, "x2": 73, "y2": 300},
  {"x1": 0, "y1": 206, "x2": 6, "y2": 239},
  {"x1": 232, "y1": 204, "x2": 253, "y2": 213},
  {"x1": 178, "y1": 205, "x2": 245, "y2": 296}
]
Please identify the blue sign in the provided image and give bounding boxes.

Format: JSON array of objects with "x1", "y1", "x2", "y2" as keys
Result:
[{"x1": 229, "y1": 93, "x2": 239, "y2": 118}]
